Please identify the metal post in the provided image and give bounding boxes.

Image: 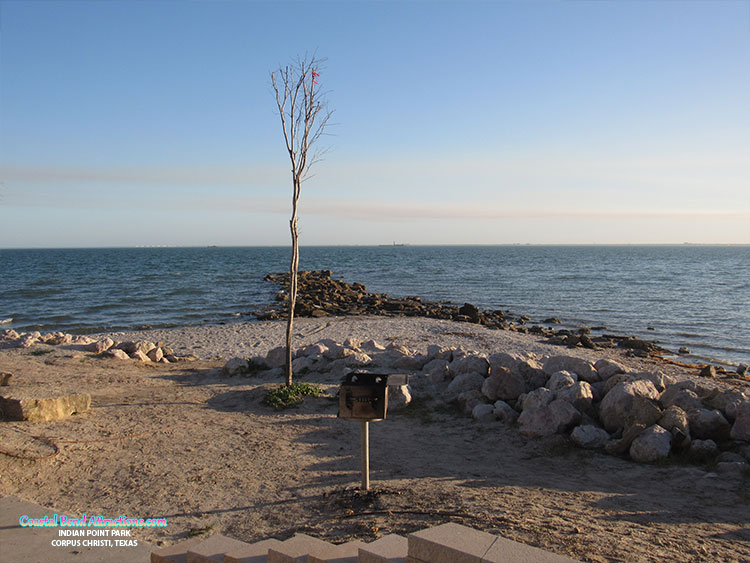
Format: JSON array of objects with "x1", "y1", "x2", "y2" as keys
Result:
[{"x1": 360, "y1": 420, "x2": 370, "y2": 490}]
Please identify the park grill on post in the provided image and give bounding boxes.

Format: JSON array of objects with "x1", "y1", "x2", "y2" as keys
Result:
[{"x1": 338, "y1": 372, "x2": 408, "y2": 489}]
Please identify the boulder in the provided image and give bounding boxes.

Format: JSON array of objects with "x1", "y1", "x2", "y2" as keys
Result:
[
  {"x1": 0, "y1": 391, "x2": 91, "y2": 422},
  {"x1": 493, "y1": 400, "x2": 519, "y2": 424},
  {"x1": 472, "y1": 403, "x2": 496, "y2": 422},
  {"x1": 730, "y1": 402, "x2": 750, "y2": 441},
  {"x1": 147, "y1": 347, "x2": 164, "y2": 363},
  {"x1": 388, "y1": 385, "x2": 412, "y2": 410},
  {"x1": 426, "y1": 345, "x2": 453, "y2": 361},
  {"x1": 659, "y1": 405, "x2": 691, "y2": 449},
  {"x1": 107, "y1": 349, "x2": 130, "y2": 360},
  {"x1": 603, "y1": 373, "x2": 635, "y2": 395},
  {"x1": 223, "y1": 357, "x2": 249, "y2": 375},
  {"x1": 265, "y1": 346, "x2": 287, "y2": 368},
  {"x1": 301, "y1": 343, "x2": 328, "y2": 357},
  {"x1": 449, "y1": 355, "x2": 489, "y2": 377},
  {"x1": 594, "y1": 359, "x2": 627, "y2": 380},
  {"x1": 660, "y1": 381, "x2": 697, "y2": 406},
  {"x1": 86, "y1": 338, "x2": 115, "y2": 354},
  {"x1": 688, "y1": 439, "x2": 718, "y2": 461},
  {"x1": 547, "y1": 370, "x2": 577, "y2": 392},
  {"x1": 555, "y1": 381, "x2": 594, "y2": 414},
  {"x1": 517, "y1": 359, "x2": 547, "y2": 390},
  {"x1": 488, "y1": 352, "x2": 523, "y2": 372},
  {"x1": 457, "y1": 389, "x2": 485, "y2": 415},
  {"x1": 599, "y1": 380, "x2": 660, "y2": 433},
  {"x1": 518, "y1": 399, "x2": 581, "y2": 438},
  {"x1": 629, "y1": 425, "x2": 672, "y2": 462},
  {"x1": 687, "y1": 408, "x2": 731, "y2": 441},
  {"x1": 444, "y1": 372, "x2": 485, "y2": 403},
  {"x1": 118, "y1": 340, "x2": 156, "y2": 355},
  {"x1": 422, "y1": 359, "x2": 450, "y2": 381},
  {"x1": 392, "y1": 354, "x2": 427, "y2": 371},
  {"x1": 605, "y1": 423, "x2": 647, "y2": 456},
  {"x1": 291, "y1": 356, "x2": 316, "y2": 373},
  {"x1": 543, "y1": 356, "x2": 599, "y2": 383},
  {"x1": 521, "y1": 387, "x2": 554, "y2": 411},
  {"x1": 131, "y1": 350, "x2": 150, "y2": 362},
  {"x1": 481, "y1": 367, "x2": 525, "y2": 402},
  {"x1": 570, "y1": 425, "x2": 610, "y2": 449},
  {"x1": 635, "y1": 371, "x2": 673, "y2": 393},
  {"x1": 17, "y1": 335, "x2": 38, "y2": 348},
  {"x1": 360, "y1": 339, "x2": 386, "y2": 353}
]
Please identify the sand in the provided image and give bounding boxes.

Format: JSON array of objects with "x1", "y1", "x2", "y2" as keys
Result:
[{"x1": 1, "y1": 317, "x2": 749, "y2": 562}]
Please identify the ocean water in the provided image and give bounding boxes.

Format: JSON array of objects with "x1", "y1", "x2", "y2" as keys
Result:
[{"x1": 1, "y1": 245, "x2": 748, "y2": 367}]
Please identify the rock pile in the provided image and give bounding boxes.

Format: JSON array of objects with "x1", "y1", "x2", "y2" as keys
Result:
[
  {"x1": 0, "y1": 329, "x2": 196, "y2": 363},
  {"x1": 223, "y1": 340, "x2": 750, "y2": 469},
  {"x1": 259, "y1": 270, "x2": 522, "y2": 329},
  {"x1": 258, "y1": 271, "x2": 700, "y2": 362}
]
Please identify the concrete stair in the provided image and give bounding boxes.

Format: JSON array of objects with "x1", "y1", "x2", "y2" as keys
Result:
[{"x1": 151, "y1": 522, "x2": 580, "y2": 563}]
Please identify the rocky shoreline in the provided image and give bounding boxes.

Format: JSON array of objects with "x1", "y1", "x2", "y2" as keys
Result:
[{"x1": 258, "y1": 270, "x2": 747, "y2": 377}]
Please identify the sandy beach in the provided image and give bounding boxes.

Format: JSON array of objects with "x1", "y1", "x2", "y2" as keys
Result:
[{"x1": 1, "y1": 316, "x2": 749, "y2": 562}]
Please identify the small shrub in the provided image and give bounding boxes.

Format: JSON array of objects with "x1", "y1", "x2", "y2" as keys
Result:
[{"x1": 263, "y1": 383, "x2": 325, "y2": 410}]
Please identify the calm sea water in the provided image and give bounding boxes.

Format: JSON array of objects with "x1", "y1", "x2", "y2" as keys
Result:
[{"x1": 1, "y1": 246, "x2": 748, "y2": 367}]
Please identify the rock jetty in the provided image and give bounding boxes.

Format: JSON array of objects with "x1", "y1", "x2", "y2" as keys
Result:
[{"x1": 258, "y1": 271, "x2": 737, "y2": 369}]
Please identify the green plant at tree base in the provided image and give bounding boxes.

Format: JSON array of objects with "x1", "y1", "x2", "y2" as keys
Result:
[{"x1": 263, "y1": 383, "x2": 325, "y2": 410}]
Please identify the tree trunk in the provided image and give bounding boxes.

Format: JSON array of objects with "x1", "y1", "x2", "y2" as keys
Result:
[{"x1": 285, "y1": 181, "x2": 301, "y2": 387}]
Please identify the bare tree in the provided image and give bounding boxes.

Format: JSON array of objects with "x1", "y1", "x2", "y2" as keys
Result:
[{"x1": 271, "y1": 55, "x2": 333, "y2": 386}]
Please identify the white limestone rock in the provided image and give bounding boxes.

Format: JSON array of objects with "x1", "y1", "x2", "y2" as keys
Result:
[
  {"x1": 518, "y1": 399, "x2": 581, "y2": 438},
  {"x1": 594, "y1": 359, "x2": 627, "y2": 380},
  {"x1": 223, "y1": 357, "x2": 249, "y2": 375},
  {"x1": 443, "y1": 372, "x2": 485, "y2": 403},
  {"x1": 481, "y1": 367, "x2": 525, "y2": 402},
  {"x1": 107, "y1": 349, "x2": 130, "y2": 360},
  {"x1": 521, "y1": 387, "x2": 554, "y2": 411},
  {"x1": 493, "y1": 400, "x2": 519, "y2": 424},
  {"x1": 687, "y1": 408, "x2": 731, "y2": 441},
  {"x1": 547, "y1": 370, "x2": 578, "y2": 392},
  {"x1": 555, "y1": 381, "x2": 594, "y2": 414},
  {"x1": 570, "y1": 425, "x2": 610, "y2": 449},
  {"x1": 86, "y1": 337, "x2": 115, "y2": 354},
  {"x1": 543, "y1": 355, "x2": 600, "y2": 383},
  {"x1": 599, "y1": 380, "x2": 660, "y2": 433},
  {"x1": 449, "y1": 355, "x2": 489, "y2": 377},
  {"x1": 422, "y1": 359, "x2": 450, "y2": 381},
  {"x1": 265, "y1": 346, "x2": 287, "y2": 369},
  {"x1": 472, "y1": 403, "x2": 496, "y2": 422},
  {"x1": 388, "y1": 384, "x2": 412, "y2": 410},
  {"x1": 629, "y1": 424, "x2": 672, "y2": 463},
  {"x1": 731, "y1": 402, "x2": 750, "y2": 441}
]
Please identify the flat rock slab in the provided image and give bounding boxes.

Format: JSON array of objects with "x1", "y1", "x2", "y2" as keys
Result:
[{"x1": 0, "y1": 390, "x2": 91, "y2": 421}]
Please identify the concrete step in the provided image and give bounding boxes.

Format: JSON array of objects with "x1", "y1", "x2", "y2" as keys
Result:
[
  {"x1": 185, "y1": 534, "x2": 257, "y2": 562},
  {"x1": 308, "y1": 539, "x2": 366, "y2": 563},
  {"x1": 407, "y1": 522, "x2": 580, "y2": 563},
  {"x1": 152, "y1": 536, "x2": 207, "y2": 563},
  {"x1": 267, "y1": 533, "x2": 334, "y2": 563},
  {"x1": 357, "y1": 534, "x2": 407, "y2": 563},
  {"x1": 480, "y1": 536, "x2": 580, "y2": 563},
  {"x1": 408, "y1": 522, "x2": 496, "y2": 563},
  {"x1": 224, "y1": 538, "x2": 283, "y2": 563}
]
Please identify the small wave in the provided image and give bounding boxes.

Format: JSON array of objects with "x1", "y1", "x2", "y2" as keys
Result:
[{"x1": 0, "y1": 318, "x2": 12, "y2": 325}]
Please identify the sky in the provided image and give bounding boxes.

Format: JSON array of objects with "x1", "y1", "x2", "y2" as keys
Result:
[{"x1": 0, "y1": 0, "x2": 748, "y2": 248}]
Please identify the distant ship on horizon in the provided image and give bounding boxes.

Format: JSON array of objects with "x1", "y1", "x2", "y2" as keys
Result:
[{"x1": 378, "y1": 241, "x2": 407, "y2": 247}]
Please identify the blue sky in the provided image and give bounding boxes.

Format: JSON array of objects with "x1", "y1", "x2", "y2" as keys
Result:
[{"x1": 1, "y1": 0, "x2": 748, "y2": 247}]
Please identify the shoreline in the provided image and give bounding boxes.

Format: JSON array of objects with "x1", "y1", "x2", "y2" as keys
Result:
[{"x1": 2, "y1": 315, "x2": 750, "y2": 562}]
